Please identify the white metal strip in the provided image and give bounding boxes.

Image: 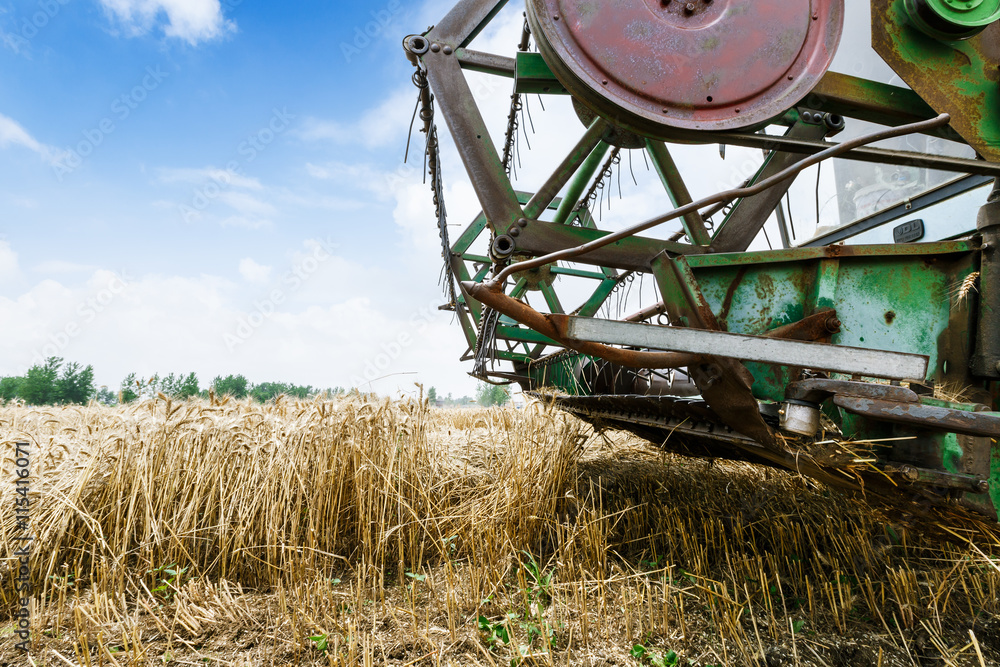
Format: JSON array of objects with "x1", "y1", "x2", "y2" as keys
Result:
[{"x1": 564, "y1": 317, "x2": 929, "y2": 381}]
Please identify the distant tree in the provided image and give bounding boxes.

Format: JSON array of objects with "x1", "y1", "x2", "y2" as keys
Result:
[
  {"x1": 212, "y1": 374, "x2": 249, "y2": 399},
  {"x1": 95, "y1": 386, "x2": 117, "y2": 406},
  {"x1": 55, "y1": 361, "x2": 95, "y2": 404},
  {"x1": 158, "y1": 373, "x2": 181, "y2": 397},
  {"x1": 178, "y1": 373, "x2": 200, "y2": 399},
  {"x1": 251, "y1": 381, "x2": 289, "y2": 403},
  {"x1": 475, "y1": 382, "x2": 510, "y2": 407},
  {"x1": 19, "y1": 358, "x2": 61, "y2": 405},
  {"x1": 0, "y1": 377, "x2": 24, "y2": 402},
  {"x1": 427, "y1": 387, "x2": 438, "y2": 403},
  {"x1": 250, "y1": 382, "x2": 314, "y2": 402},
  {"x1": 119, "y1": 373, "x2": 140, "y2": 403},
  {"x1": 153, "y1": 372, "x2": 200, "y2": 399}
]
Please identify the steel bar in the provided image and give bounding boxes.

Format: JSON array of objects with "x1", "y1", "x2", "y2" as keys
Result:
[
  {"x1": 774, "y1": 205, "x2": 792, "y2": 249},
  {"x1": 551, "y1": 142, "x2": 611, "y2": 226},
  {"x1": 423, "y1": 49, "x2": 523, "y2": 230},
  {"x1": 426, "y1": 0, "x2": 509, "y2": 47},
  {"x1": 492, "y1": 114, "x2": 952, "y2": 284},
  {"x1": 711, "y1": 121, "x2": 831, "y2": 252},
  {"x1": 972, "y1": 194, "x2": 1000, "y2": 378},
  {"x1": 833, "y1": 396, "x2": 1000, "y2": 438},
  {"x1": 523, "y1": 118, "x2": 610, "y2": 221},
  {"x1": 514, "y1": 219, "x2": 707, "y2": 274},
  {"x1": 895, "y1": 466, "x2": 990, "y2": 493},
  {"x1": 808, "y1": 71, "x2": 962, "y2": 142},
  {"x1": 685, "y1": 239, "x2": 974, "y2": 268},
  {"x1": 562, "y1": 316, "x2": 930, "y2": 381},
  {"x1": 645, "y1": 140, "x2": 712, "y2": 246},
  {"x1": 654, "y1": 126, "x2": 1000, "y2": 176},
  {"x1": 650, "y1": 253, "x2": 778, "y2": 449},
  {"x1": 456, "y1": 49, "x2": 516, "y2": 77}
]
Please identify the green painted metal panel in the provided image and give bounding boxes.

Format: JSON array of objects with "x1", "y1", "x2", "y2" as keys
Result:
[{"x1": 689, "y1": 252, "x2": 978, "y2": 397}]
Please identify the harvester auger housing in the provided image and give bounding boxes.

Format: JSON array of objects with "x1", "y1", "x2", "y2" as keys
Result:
[{"x1": 404, "y1": 0, "x2": 1000, "y2": 521}]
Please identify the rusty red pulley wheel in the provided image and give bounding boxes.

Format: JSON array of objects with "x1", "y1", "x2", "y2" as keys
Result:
[{"x1": 526, "y1": 0, "x2": 844, "y2": 133}]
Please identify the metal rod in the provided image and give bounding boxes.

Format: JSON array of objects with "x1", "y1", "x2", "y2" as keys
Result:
[
  {"x1": 551, "y1": 141, "x2": 612, "y2": 226},
  {"x1": 654, "y1": 124, "x2": 999, "y2": 176},
  {"x1": 523, "y1": 118, "x2": 609, "y2": 220},
  {"x1": 645, "y1": 139, "x2": 712, "y2": 246},
  {"x1": 492, "y1": 114, "x2": 951, "y2": 284}
]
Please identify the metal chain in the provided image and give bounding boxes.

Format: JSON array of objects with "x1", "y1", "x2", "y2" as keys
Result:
[
  {"x1": 411, "y1": 65, "x2": 458, "y2": 307},
  {"x1": 580, "y1": 148, "x2": 621, "y2": 218},
  {"x1": 501, "y1": 18, "x2": 533, "y2": 178}
]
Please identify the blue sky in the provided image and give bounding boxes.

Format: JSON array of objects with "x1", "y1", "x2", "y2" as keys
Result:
[
  {"x1": 0, "y1": 0, "x2": 941, "y2": 399},
  {"x1": 0, "y1": 0, "x2": 498, "y2": 398}
]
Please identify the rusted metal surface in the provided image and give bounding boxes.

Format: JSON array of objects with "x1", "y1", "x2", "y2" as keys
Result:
[
  {"x1": 649, "y1": 254, "x2": 779, "y2": 449},
  {"x1": 426, "y1": 0, "x2": 509, "y2": 47},
  {"x1": 871, "y1": 0, "x2": 1000, "y2": 162},
  {"x1": 895, "y1": 465, "x2": 990, "y2": 493},
  {"x1": 492, "y1": 113, "x2": 951, "y2": 285},
  {"x1": 786, "y1": 378, "x2": 918, "y2": 404},
  {"x1": 462, "y1": 280, "x2": 707, "y2": 369},
  {"x1": 764, "y1": 311, "x2": 842, "y2": 341},
  {"x1": 685, "y1": 239, "x2": 975, "y2": 268},
  {"x1": 834, "y1": 395, "x2": 1000, "y2": 438},
  {"x1": 972, "y1": 196, "x2": 1000, "y2": 378},
  {"x1": 456, "y1": 48, "x2": 516, "y2": 77},
  {"x1": 807, "y1": 71, "x2": 962, "y2": 141},
  {"x1": 422, "y1": 49, "x2": 523, "y2": 232},
  {"x1": 513, "y1": 218, "x2": 705, "y2": 274},
  {"x1": 526, "y1": 0, "x2": 843, "y2": 132}
]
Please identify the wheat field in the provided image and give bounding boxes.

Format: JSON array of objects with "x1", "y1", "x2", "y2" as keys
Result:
[{"x1": 2, "y1": 395, "x2": 1000, "y2": 666}]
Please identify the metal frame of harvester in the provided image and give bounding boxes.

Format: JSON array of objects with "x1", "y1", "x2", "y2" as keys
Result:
[{"x1": 403, "y1": 0, "x2": 1000, "y2": 520}]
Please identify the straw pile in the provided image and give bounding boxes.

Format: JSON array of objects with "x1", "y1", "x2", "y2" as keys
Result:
[{"x1": 1, "y1": 396, "x2": 999, "y2": 665}]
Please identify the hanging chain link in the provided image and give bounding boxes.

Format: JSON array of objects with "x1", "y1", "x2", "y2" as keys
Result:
[{"x1": 411, "y1": 65, "x2": 458, "y2": 308}]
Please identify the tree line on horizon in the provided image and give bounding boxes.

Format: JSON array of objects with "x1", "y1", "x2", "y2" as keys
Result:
[
  {"x1": 0, "y1": 357, "x2": 511, "y2": 408},
  {"x1": 0, "y1": 357, "x2": 346, "y2": 406}
]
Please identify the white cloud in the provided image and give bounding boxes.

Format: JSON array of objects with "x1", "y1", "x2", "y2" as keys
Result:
[
  {"x1": 218, "y1": 191, "x2": 277, "y2": 218},
  {"x1": 0, "y1": 241, "x2": 20, "y2": 283},
  {"x1": 238, "y1": 258, "x2": 271, "y2": 284},
  {"x1": 97, "y1": 0, "x2": 235, "y2": 45},
  {"x1": 34, "y1": 260, "x2": 100, "y2": 274},
  {"x1": 0, "y1": 238, "x2": 472, "y2": 398},
  {"x1": 158, "y1": 167, "x2": 263, "y2": 190},
  {"x1": 158, "y1": 166, "x2": 276, "y2": 227},
  {"x1": 220, "y1": 216, "x2": 270, "y2": 230},
  {"x1": 297, "y1": 87, "x2": 417, "y2": 150},
  {"x1": 0, "y1": 113, "x2": 63, "y2": 164}
]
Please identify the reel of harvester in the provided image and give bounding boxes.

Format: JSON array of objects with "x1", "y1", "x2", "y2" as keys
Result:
[{"x1": 404, "y1": 0, "x2": 1000, "y2": 522}]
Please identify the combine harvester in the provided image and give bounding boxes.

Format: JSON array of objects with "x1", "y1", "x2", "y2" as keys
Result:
[{"x1": 404, "y1": 0, "x2": 1000, "y2": 520}]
